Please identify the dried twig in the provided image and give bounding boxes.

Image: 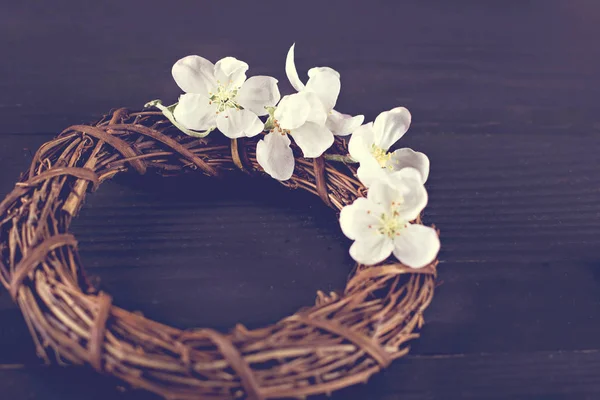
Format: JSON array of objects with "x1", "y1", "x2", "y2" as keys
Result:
[{"x1": 0, "y1": 108, "x2": 437, "y2": 400}]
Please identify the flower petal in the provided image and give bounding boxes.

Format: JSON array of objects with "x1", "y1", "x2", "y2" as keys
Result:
[
  {"x1": 389, "y1": 148, "x2": 430, "y2": 184},
  {"x1": 274, "y1": 93, "x2": 311, "y2": 130},
  {"x1": 256, "y1": 132, "x2": 295, "y2": 181},
  {"x1": 289, "y1": 122, "x2": 334, "y2": 158},
  {"x1": 216, "y1": 108, "x2": 264, "y2": 139},
  {"x1": 214, "y1": 57, "x2": 249, "y2": 88},
  {"x1": 356, "y1": 162, "x2": 387, "y2": 188},
  {"x1": 396, "y1": 182, "x2": 428, "y2": 222},
  {"x1": 372, "y1": 170, "x2": 428, "y2": 221},
  {"x1": 172, "y1": 55, "x2": 217, "y2": 96},
  {"x1": 303, "y1": 92, "x2": 328, "y2": 126},
  {"x1": 348, "y1": 122, "x2": 376, "y2": 162},
  {"x1": 173, "y1": 93, "x2": 217, "y2": 131},
  {"x1": 350, "y1": 234, "x2": 394, "y2": 266},
  {"x1": 245, "y1": 115, "x2": 265, "y2": 137},
  {"x1": 392, "y1": 166, "x2": 423, "y2": 182},
  {"x1": 339, "y1": 197, "x2": 384, "y2": 241},
  {"x1": 305, "y1": 67, "x2": 341, "y2": 111},
  {"x1": 366, "y1": 178, "x2": 401, "y2": 212},
  {"x1": 285, "y1": 43, "x2": 306, "y2": 92},
  {"x1": 326, "y1": 110, "x2": 365, "y2": 136},
  {"x1": 237, "y1": 76, "x2": 281, "y2": 116},
  {"x1": 373, "y1": 107, "x2": 412, "y2": 150},
  {"x1": 393, "y1": 224, "x2": 440, "y2": 268}
]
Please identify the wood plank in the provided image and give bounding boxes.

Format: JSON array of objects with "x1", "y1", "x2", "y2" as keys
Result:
[
  {"x1": 0, "y1": 132, "x2": 599, "y2": 365},
  {"x1": 3, "y1": 350, "x2": 600, "y2": 399},
  {"x1": 2, "y1": 2, "x2": 600, "y2": 397},
  {"x1": 336, "y1": 350, "x2": 600, "y2": 399},
  {"x1": 0, "y1": 1, "x2": 599, "y2": 135},
  {"x1": 1, "y1": 132, "x2": 599, "y2": 265},
  {"x1": 2, "y1": 257, "x2": 599, "y2": 363}
]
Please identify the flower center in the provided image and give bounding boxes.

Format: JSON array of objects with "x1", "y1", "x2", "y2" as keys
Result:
[
  {"x1": 370, "y1": 144, "x2": 392, "y2": 168},
  {"x1": 368, "y1": 199, "x2": 407, "y2": 238},
  {"x1": 209, "y1": 81, "x2": 240, "y2": 112},
  {"x1": 377, "y1": 211, "x2": 408, "y2": 238},
  {"x1": 271, "y1": 119, "x2": 291, "y2": 136}
]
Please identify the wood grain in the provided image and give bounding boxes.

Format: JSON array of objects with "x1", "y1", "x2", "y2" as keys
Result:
[
  {"x1": 1, "y1": 0, "x2": 599, "y2": 398},
  {"x1": 4, "y1": 350, "x2": 600, "y2": 400},
  {"x1": 1, "y1": 1, "x2": 599, "y2": 136}
]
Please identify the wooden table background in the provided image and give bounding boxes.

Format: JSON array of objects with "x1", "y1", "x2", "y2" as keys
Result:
[{"x1": 1, "y1": 1, "x2": 600, "y2": 398}]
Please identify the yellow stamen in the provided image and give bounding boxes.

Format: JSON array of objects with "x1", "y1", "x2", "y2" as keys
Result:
[{"x1": 371, "y1": 144, "x2": 393, "y2": 168}]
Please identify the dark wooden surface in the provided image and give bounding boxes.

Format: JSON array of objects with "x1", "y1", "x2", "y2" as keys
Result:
[{"x1": 1, "y1": 1, "x2": 600, "y2": 398}]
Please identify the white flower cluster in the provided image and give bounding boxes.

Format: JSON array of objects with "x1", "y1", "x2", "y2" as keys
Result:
[{"x1": 161, "y1": 44, "x2": 439, "y2": 269}]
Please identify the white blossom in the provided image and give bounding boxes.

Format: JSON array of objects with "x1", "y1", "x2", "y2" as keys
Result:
[
  {"x1": 256, "y1": 91, "x2": 334, "y2": 181},
  {"x1": 172, "y1": 55, "x2": 280, "y2": 138},
  {"x1": 339, "y1": 169, "x2": 439, "y2": 267},
  {"x1": 348, "y1": 107, "x2": 429, "y2": 187},
  {"x1": 285, "y1": 44, "x2": 364, "y2": 136}
]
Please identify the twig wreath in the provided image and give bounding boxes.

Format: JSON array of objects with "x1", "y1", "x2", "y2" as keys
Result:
[{"x1": 0, "y1": 45, "x2": 440, "y2": 399}]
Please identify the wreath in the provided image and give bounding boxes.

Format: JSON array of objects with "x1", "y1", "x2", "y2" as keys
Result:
[{"x1": 0, "y1": 44, "x2": 439, "y2": 399}]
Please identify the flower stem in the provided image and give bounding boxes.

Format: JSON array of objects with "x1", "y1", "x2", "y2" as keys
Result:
[
  {"x1": 324, "y1": 154, "x2": 359, "y2": 164},
  {"x1": 263, "y1": 115, "x2": 275, "y2": 131},
  {"x1": 144, "y1": 99, "x2": 213, "y2": 138}
]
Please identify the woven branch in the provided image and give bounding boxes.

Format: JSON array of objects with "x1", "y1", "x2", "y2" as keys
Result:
[{"x1": 0, "y1": 108, "x2": 437, "y2": 400}]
